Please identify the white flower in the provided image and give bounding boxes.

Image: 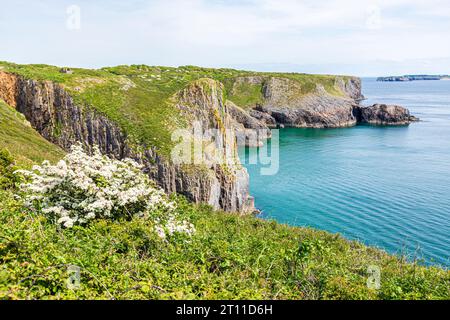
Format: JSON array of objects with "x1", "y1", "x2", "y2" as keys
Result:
[
  {"x1": 58, "y1": 216, "x2": 74, "y2": 228},
  {"x1": 155, "y1": 225, "x2": 166, "y2": 240},
  {"x1": 17, "y1": 143, "x2": 195, "y2": 239}
]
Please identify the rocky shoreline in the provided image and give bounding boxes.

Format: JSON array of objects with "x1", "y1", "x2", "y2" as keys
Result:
[
  {"x1": 0, "y1": 67, "x2": 419, "y2": 214},
  {"x1": 227, "y1": 76, "x2": 418, "y2": 146}
]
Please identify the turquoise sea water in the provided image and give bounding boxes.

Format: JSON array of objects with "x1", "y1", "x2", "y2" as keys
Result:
[{"x1": 239, "y1": 78, "x2": 450, "y2": 267}]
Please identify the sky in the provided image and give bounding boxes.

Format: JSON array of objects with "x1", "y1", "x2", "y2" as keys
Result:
[{"x1": 1, "y1": 0, "x2": 450, "y2": 76}]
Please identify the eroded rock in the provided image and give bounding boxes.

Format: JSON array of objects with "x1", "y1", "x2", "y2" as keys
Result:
[{"x1": 354, "y1": 104, "x2": 419, "y2": 125}]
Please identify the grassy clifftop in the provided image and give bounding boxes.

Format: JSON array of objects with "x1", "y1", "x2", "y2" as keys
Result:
[{"x1": 0, "y1": 62, "x2": 352, "y2": 156}]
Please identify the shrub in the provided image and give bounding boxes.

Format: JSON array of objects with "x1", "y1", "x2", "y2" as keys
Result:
[
  {"x1": 15, "y1": 144, "x2": 195, "y2": 238},
  {"x1": 0, "y1": 148, "x2": 20, "y2": 190}
]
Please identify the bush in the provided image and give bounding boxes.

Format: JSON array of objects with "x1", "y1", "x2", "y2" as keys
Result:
[{"x1": 15, "y1": 144, "x2": 194, "y2": 238}]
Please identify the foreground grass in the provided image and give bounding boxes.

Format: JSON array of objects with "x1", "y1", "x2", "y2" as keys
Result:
[
  {"x1": 0, "y1": 189, "x2": 448, "y2": 300},
  {"x1": 0, "y1": 62, "x2": 350, "y2": 156}
]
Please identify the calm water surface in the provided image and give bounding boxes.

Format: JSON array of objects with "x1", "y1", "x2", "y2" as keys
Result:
[{"x1": 239, "y1": 78, "x2": 450, "y2": 267}]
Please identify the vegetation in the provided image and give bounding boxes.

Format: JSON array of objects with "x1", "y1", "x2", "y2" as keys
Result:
[
  {"x1": 225, "y1": 80, "x2": 265, "y2": 109},
  {"x1": 0, "y1": 100, "x2": 65, "y2": 167},
  {"x1": 0, "y1": 62, "x2": 350, "y2": 156},
  {"x1": 0, "y1": 149, "x2": 19, "y2": 190},
  {"x1": 0, "y1": 151, "x2": 449, "y2": 300},
  {"x1": 15, "y1": 145, "x2": 192, "y2": 234}
]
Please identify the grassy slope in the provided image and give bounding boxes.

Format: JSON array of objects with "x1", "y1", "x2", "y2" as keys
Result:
[
  {"x1": 0, "y1": 62, "x2": 350, "y2": 156},
  {"x1": 0, "y1": 99, "x2": 65, "y2": 167},
  {"x1": 0, "y1": 191, "x2": 448, "y2": 300}
]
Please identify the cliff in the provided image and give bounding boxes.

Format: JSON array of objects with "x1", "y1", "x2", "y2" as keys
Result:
[
  {"x1": 0, "y1": 63, "x2": 361, "y2": 213},
  {"x1": 224, "y1": 75, "x2": 417, "y2": 129},
  {"x1": 0, "y1": 62, "x2": 418, "y2": 213},
  {"x1": 0, "y1": 69, "x2": 252, "y2": 212},
  {"x1": 224, "y1": 74, "x2": 363, "y2": 129}
]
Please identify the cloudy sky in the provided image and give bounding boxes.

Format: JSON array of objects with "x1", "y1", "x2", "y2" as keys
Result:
[{"x1": 1, "y1": 0, "x2": 449, "y2": 76}]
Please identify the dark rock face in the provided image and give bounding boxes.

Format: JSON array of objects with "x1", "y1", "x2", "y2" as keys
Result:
[
  {"x1": 15, "y1": 78, "x2": 129, "y2": 158},
  {"x1": 225, "y1": 76, "x2": 418, "y2": 130},
  {"x1": 226, "y1": 101, "x2": 271, "y2": 147},
  {"x1": 226, "y1": 101, "x2": 267, "y2": 131},
  {"x1": 248, "y1": 109, "x2": 277, "y2": 128},
  {"x1": 335, "y1": 76, "x2": 364, "y2": 101},
  {"x1": 354, "y1": 104, "x2": 419, "y2": 125},
  {"x1": 260, "y1": 77, "x2": 362, "y2": 128},
  {"x1": 0, "y1": 72, "x2": 254, "y2": 213},
  {"x1": 227, "y1": 76, "x2": 363, "y2": 129},
  {"x1": 174, "y1": 79, "x2": 253, "y2": 212},
  {"x1": 0, "y1": 70, "x2": 419, "y2": 214}
]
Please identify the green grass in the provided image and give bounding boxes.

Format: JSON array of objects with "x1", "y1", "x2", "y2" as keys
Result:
[
  {"x1": 0, "y1": 189, "x2": 448, "y2": 300},
  {"x1": 0, "y1": 99, "x2": 65, "y2": 167},
  {"x1": 0, "y1": 62, "x2": 352, "y2": 156}
]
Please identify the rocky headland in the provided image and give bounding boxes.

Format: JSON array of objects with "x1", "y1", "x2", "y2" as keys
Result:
[
  {"x1": 225, "y1": 75, "x2": 418, "y2": 135},
  {"x1": 0, "y1": 63, "x2": 418, "y2": 214}
]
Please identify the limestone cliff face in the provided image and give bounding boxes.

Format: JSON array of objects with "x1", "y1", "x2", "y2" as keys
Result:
[
  {"x1": 262, "y1": 78, "x2": 358, "y2": 128},
  {"x1": 226, "y1": 101, "x2": 271, "y2": 147},
  {"x1": 228, "y1": 76, "x2": 363, "y2": 129},
  {"x1": 173, "y1": 79, "x2": 252, "y2": 212},
  {"x1": 226, "y1": 76, "x2": 417, "y2": 129},
  {"x1": 0, "y1": 72, "x2": 253, "y2": 213},
  {"x1": 335, "y1": 76, "x2": 364, "y2": 101}
]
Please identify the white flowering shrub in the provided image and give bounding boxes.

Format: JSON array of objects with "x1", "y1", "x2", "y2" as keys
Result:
[{"x1": 16, "y1": 144, "x2": 195, "y2": 239}]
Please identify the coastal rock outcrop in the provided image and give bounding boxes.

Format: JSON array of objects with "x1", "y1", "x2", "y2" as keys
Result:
[
  {"x1": 248, "y1": 109, "x2": 277, "y2": 128},
  {"x1": 353, "y1": 104, "x2": 419, "y2": 125},
  {"x1": 174, "y1": 79, "x2": 253, "y2": 211},
  {"x1": 226, "y1": 76, "x2": 364, "y2": 129},
  {"x1": 226, "y1": 101, "x2": 271, "y2": 147},
  {"x1": 262, "y1": 78, "x2": 359, "y2": 128},
  {"x1": 226, "y1": 76, "x2": 418, "y2": 129}
]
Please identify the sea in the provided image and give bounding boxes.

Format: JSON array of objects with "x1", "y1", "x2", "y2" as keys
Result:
[{"x1": 239, "y1": 78, "x2": 450, "y2": 267}]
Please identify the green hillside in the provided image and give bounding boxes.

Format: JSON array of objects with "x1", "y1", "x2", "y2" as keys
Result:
[{"x1": 0, "y1": 99, "x2": 64, "y2": 166}]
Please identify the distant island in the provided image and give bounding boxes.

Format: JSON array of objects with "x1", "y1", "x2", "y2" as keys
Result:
[{"x1": 377, "y1": 75, "x2": 450, "y2": 81}]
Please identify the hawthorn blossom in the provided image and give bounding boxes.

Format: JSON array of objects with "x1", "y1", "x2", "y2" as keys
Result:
[{"x1": 16, "y1": 144, "x2": 195, "y2": 239}]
